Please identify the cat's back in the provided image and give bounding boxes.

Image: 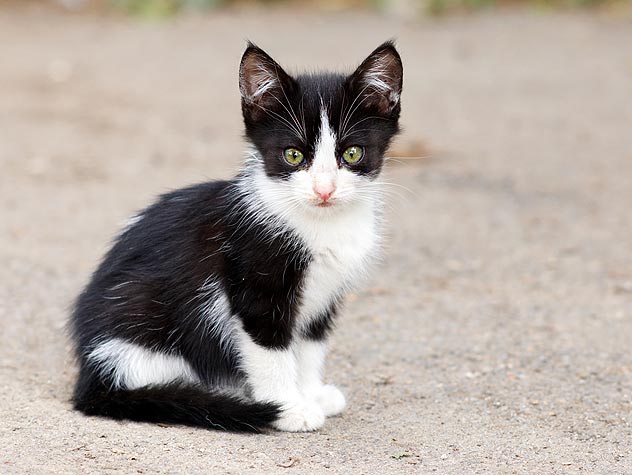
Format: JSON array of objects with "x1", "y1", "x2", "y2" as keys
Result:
[
  {"x1": 72, "y1": 180, "x2": 235, "y2": 337},
  {"x1": 98, "y1": 180, "x2": 234, "y2": 267},
  {"x1": 122, "y1": 180, "x2": 232, "y2": 240}
]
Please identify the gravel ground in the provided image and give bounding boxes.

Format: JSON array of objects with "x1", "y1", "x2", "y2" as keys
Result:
[{"x1": 1, "y1": 5, "x2": 631, "y2": 474}]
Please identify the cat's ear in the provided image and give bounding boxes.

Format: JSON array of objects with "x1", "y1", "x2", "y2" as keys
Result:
[
  {"x1": 347, "y1": 41, "x2": 403, "y2": 116},
  {"x1": 239, "y1": 43, "x2": 296, "y2": 121}
]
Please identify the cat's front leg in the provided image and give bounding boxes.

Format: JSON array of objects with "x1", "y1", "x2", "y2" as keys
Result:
[
  {"x1": 294, "y1": 339, "x2": 346, "y2": 417},
  {"x1": 236, "y1": 330, "x2": 325, "y2": 432}
]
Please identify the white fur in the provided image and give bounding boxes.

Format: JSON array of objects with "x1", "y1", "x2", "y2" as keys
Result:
[
  {"x1": 293, "y1": 109, "x2": 380, "y2": 327},
  {"x1": 363, "y1": 56, "x2": 401, "y2": 106},
  {"x1": 297, "y1": 209, "x2": 378, "y2": 329},
  {"x1": 294, "y1": 339, "x2": 327, "y2": 395},
  {"x1": 193, "y1": 279, "x2": 236, "y2": 354},
  {"x1": 234, "y1": 327, "x2": 299, "y2": 403},
  {"x1": 241, "y1": 63, "x2": 307, "y2": 143},
  {"x1": 311, "y1": 109, "x2": 338, "y2": 197},
  {"x1": 235, "y1": 327, "x2": 325, "y2": 431},
  {"x1": 119, "y1": 213, "x2": 144, "y2": 235},
  {"x1": 251, "y1": 72, "x2": 276, "y2": 99},
  {"x1": 294, "y1": 339, "x2": 346, "y2": 416},
  {"x1": 232, "y1": 107, "x2": 382, "y2": 431},
  {"x1": 241, "y1": 63, "x2": 278, "y2": 101},
  {"x1": 87, "y1": 338, "x2": 199, "y2": 390},
  {"x1": 243, "y1": 166, "x2": 380, "y2": 330},
  {"x1": 239, "y1": 108, "x2": 381, "y2": 330},
  {"x1": 313, "y1": 109, "x2": 337, "y2": 173}
]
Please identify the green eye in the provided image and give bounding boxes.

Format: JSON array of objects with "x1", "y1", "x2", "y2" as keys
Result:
[
  {"x1": 283, "y1": 148, "x2": 305, "y2": 166},
  {"x1": 342, "y1": 146, "x2": 364, "y2": 164}
]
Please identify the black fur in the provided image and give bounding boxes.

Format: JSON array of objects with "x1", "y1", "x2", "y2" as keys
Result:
[
  {"x1": 74, "y1": 368, "x2": 279, "y2": 432},
  {"x1": 301, "y1": 302, "x2": 339, "y2": 341},
  {"x1": 70, "y1": 41, "x2": 403, "y2": 432},
  {"x1": 72, "y1": 181, "x2": 301, "y2": 429},
  {"x1": 241, "y1": 41, "x2": 402, "y2": 179}
]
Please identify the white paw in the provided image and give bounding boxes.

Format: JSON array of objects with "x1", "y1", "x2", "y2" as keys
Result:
[
  {"x1": 314, "y1": 384, "x2": 346, "y2": 417},
  {"x1": 272, "y1": 401, "x2": 325, "y2": 432}
]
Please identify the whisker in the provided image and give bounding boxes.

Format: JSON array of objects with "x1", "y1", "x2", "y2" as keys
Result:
[
  {"x1": 253, "y1": 103, "x2": 303, "y2": 141},
  {"x1": 385, "y1": 156, "x2": 429, "y2": 159},
  {"x1": 340, "y1": 116, "x2": 388, "y2": 141},
  {"x1": 339, "y1": 83, "x2": 372, "y2": 138}
]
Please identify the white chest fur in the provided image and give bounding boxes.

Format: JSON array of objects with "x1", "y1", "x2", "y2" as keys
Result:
[
  {"x1": 242, "y1": 163, "x2": 383, "y2": 328},
  {"x1": 292, "y1": 205, "x2": 381, "y2": 327}
]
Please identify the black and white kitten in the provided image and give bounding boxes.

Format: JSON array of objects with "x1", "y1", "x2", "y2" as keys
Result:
[{"x1": 71, "y1": 41, "x2": 403, "y2": 432}]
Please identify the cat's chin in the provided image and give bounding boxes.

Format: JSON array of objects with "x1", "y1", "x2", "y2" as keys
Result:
[
  {"x1": 305, "y1": 199, "x2": 362, "y2": 214},
  {"x1": 308, "y1": 201, "x2": 344, "y2": 213},
  {"x1": 309, "y1": 197, "x2": 342, "y2": 209}
]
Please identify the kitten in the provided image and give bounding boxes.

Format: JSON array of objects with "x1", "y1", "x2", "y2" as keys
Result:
[{"x1": 71, "y1": 41, "x2": 402, "y2": 432}]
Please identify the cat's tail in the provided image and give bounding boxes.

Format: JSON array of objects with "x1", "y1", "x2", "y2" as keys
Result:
[{"x1": 73, "y1": 380, "x2": 280, "y2": 432}]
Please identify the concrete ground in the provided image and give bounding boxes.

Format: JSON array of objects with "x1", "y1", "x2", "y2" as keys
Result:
[{"x1": 1, "y1": 4, "x2": 631, "y2": 474}]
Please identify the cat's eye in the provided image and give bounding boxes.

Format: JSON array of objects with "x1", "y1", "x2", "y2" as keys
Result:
[
  {"x1": 342, "y1": 146, "x2": 364, "y2": 164},
  {"x1": 283, "y1": 148, "x2": 305, "y2": 166}
]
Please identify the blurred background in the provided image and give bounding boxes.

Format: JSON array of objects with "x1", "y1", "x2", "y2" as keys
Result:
[
  {"x1": 10, "y1": 0, "x2": 631, "y2": 16},
  {"x1": 1, "y1": 0, "x2": 631, "y2": 473}
]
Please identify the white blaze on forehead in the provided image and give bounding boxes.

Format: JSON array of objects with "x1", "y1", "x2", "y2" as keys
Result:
[{"x1": 312, "y1": 107, "x2": 338, "y2": 174}]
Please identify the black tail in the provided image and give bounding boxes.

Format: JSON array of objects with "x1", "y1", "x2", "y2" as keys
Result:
[{"x1": 73, "y1": 380, "x2": 280, "y2": 432}]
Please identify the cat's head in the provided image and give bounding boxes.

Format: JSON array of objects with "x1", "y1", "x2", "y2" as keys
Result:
[{"x1": 239, "y1": 41, "x2": 402, "y2": 213}]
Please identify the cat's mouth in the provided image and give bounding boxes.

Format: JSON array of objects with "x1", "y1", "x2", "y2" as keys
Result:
[{"x1": 315, "y1": 200, "x2": 334, "y2": 208}]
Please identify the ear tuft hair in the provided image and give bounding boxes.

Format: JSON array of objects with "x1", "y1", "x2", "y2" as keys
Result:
[
  {"x1": 239, "y1": 43, "x2": 296, "y2": 121},
  {"x1": 348, "y1": 41, "x2": 403, "y2": 116}
]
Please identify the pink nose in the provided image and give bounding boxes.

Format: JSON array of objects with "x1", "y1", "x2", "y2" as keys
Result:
[{"x1": 315, "y1": 185, "x2": 335, "y2": 202}]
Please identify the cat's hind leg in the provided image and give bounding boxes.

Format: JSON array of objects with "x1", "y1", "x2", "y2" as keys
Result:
[
  {"x1": 75, "y1": 338, "x2": 280, "y2": 432},
  {"x1": 87, "y1": 338, "x2": 200, "y2": 389}
]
